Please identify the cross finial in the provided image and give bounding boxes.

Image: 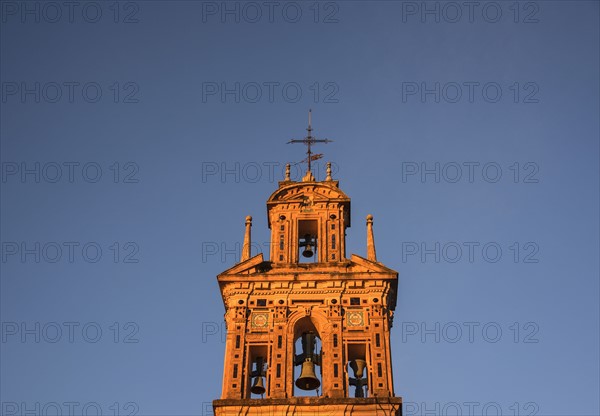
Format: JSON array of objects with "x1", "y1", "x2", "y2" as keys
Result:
[{"x1": 287, "y1": 110, "x2": 333, "y2": 174}]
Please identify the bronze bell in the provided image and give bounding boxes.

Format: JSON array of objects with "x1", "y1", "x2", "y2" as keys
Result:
[
  {"x1": 250, "y1": 356, "x2": 266, "y2": 395},
  {"x1": 300, "y1": 234, "x2": 315, "y2": 258},
  {"x1": 350, "y1": 359, "x2": 367, "y2": 379},
  {"x1": 349, "y1": 359, "x2": 368, "y2": 398},
  {"x1": 295, "y1": 358, "x2": 320, "y2": 390},
  {"x1": 250, "y1": 375, "x2": 266, "y2": 395}
]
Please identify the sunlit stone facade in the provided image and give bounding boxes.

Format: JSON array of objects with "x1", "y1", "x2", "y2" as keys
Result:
[{"x1": 213, "y1": 146, "x2": 402, "y2": 415}]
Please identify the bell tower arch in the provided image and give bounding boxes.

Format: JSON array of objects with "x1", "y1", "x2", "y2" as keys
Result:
[{"x1": 213, "y1": 116, "x2": 402, "y2": 415}]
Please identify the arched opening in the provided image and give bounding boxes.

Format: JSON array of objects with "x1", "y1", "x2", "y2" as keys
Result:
[
  {"x1": 292, "y1": 317, "x2": 322, "y2": 396},
  {"x1": 347, "y1": 343, "x2": 368, "y2": 398},
  {"x1": 248, "y1": 345, "x2": 268, "y2": 399},
  {"x1": 298, "y1": 219, "x2": 318, "y2": 263}
]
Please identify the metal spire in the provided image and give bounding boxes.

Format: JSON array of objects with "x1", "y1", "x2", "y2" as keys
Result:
[{"x1": 287, "y1": 109, "x2": 333, "y2": 173}]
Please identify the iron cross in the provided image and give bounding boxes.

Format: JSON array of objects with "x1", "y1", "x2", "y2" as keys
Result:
[{"x1": 287, "y1": 110, "x2": 333, "y2": 173}]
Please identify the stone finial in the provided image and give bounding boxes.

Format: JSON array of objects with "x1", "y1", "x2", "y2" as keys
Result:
[
  {"x1": 366, "y1": 214, "x2": 377, "y2": 262},
  {"x1": 285, "y1": 164, "x2": 291, "y2": 181},
  {"x1": 241, "y1": 215, "x2": 252, "y2": 262},
  {"x1": 326, "y1": 162, "x2": 332, "y2": 181}
]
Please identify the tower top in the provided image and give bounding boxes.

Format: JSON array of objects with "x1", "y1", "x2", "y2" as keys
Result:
[
  {"x1": 213, "y1": 114, "x2": 401, "y2": 414},
  {"x1": 287, "y1": 110, "x2": 333, "y2": 174}
]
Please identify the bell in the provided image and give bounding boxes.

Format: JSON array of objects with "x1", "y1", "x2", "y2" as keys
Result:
[
  {"x1": 350, "y1": 359, "x2": 367, "y2": 379},
  {"x1": 295, "y1": 358, "x2": 321, "y2": 390},
  {"x1": 250, "y1": 376, "x2": 266, "y2": 395},
  {"x1": 250, "y1": 356, "x2": 266, "y2": 395},
  {"x1": 300, "y1": 234, "x2": 315, "y2": 258},
  {"x1": 349, "y1": 359, "x2": 368, "y2": 398}
]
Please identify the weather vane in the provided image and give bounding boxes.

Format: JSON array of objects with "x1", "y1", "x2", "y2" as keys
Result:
[{"x1": 287, "y1": 109, "x2": 333, "y2": 173}]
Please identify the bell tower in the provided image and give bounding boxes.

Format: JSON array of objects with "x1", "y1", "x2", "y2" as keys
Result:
[{"x1": 212, "y1": 116, "x2": 402, "y2": 416}]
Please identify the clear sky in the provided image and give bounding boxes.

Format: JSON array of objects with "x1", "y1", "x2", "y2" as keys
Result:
[{"x1": 1, "y1": 1, "x2": 598, "y2": 415}]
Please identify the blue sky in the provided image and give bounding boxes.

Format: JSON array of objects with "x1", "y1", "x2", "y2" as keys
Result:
[{"x1": 1, "y1": 1, "x2": 598, "y2": 415}]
